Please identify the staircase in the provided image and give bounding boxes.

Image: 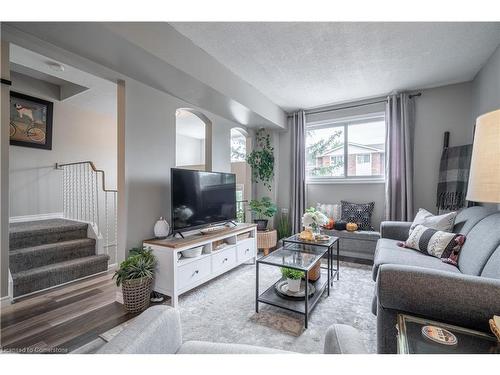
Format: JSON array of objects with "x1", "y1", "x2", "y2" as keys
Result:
[{"x1": 9, "y1": 219, "x2": 109, "y2": 298}]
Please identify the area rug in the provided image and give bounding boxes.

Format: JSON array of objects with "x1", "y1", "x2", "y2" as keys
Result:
[{"x1": 173, "y1": 260, "x2": 376, "y2": 353}]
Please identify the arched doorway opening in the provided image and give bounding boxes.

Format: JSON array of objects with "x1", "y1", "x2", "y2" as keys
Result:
[{"x1": 175, "y1": 108, "x2": 212, "y2": 171}]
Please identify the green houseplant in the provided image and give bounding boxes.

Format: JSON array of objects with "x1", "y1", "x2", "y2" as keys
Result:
[
  {"x1": 281, "y1": 267, "x2": 304, "y2": 293},
  {"x1": 276, "y1": 208, "x2": 292, "y2": 241},
  {"x1": 113, "y1": 247, "x2": 156, "y2": 313},
  {"x1": 249, "y1": 197, "x2": 277, "y2": 231},
  {"x1": 246, "y1": 129, "x2": 274, "y2": 190}
]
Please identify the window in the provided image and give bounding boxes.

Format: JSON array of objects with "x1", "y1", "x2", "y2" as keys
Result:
[{"x1": 305, "y1": 114, "x2": 385, "y2": 181}]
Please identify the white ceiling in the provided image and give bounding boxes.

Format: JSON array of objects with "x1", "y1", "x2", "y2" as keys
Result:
[
  {"x1": 176, "y1": 109, "x2": 206, "y2": 139},
  {"x1": 10, "y1": 44, "x2": 117, "y2": 117},
  {"x1": 171, "y1": 22, "x2": 500, "y2": 111}
]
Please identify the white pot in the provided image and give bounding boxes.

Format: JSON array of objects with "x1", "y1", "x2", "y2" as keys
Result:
[
  {"x1": 287, "y1": 278, "x2": 301, "y2": 293},
  {"x1": 181, "y1": 246, "x2": 203, "y2": 258},
  {"x1": 154, "y1": 217, "x2": 170, "y2": 238}
]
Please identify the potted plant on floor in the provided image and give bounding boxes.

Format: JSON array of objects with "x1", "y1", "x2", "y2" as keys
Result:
[
  {"x1": 249, "y1": 197, "x2": 277, "y2": 231},
  {"x1": 113, "y1": 246, "x2": 156, "y2": 313},
  {"x1": 281, "y1": 267, "x2": 304, "y2": 293}
]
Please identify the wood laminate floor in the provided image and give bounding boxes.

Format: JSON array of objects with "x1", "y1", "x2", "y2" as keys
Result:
[{"x1": 0, "y1": 271, "x2": 137, "y2": 353}]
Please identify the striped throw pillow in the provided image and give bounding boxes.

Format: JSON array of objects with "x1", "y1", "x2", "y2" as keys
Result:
[{"x1": 400, "y1": 224, "x2": 466, "y2": 265}]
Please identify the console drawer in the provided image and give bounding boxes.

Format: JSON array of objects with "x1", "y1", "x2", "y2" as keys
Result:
[
  {"x1": 178, "y1": 256, "x2": 210, "y2": 290},
  {"x1": 237, "y1": 239, "x2": 255, "y2": 262},
  {"x1": 212, "y1": 247, "x2": 237, "y2": 273}
]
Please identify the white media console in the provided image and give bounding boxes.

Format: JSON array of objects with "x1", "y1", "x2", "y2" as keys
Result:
[{"x1": 143, "y1": 223, "x2": 257, "y2": 307}]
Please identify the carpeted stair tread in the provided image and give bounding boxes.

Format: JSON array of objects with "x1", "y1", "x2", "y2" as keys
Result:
[
  {"x1": 9, "y1": 238, "x2": 97, "y2": 273},
  {"x1": 9, "y1": 219, "x2": 88, "y2": 250},
  {"x1": 12, "y1": 254, "x2": 109, "y2": 297}
]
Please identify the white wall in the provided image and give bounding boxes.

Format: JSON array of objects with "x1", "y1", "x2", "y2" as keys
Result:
[
  {"x1": 472, "y1": 44, "x2": 500, "y2": 119},
  {"x1": 9, "y1": 78, "x2": 117, "y2": 217},
  {"x1": 413, "y1": 82, "x2": 474, "y2": 214},
  {"x1": 175, "y1": 134, "x2": 204, "y2": 167}
]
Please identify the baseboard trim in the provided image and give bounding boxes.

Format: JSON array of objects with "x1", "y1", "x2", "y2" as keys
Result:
[
  {"x1": 1, "y1": 295, "x2": 13, "y2": 307},
  {"x1": 9, "y1": 212, "x2": 64, "y2": 223}
]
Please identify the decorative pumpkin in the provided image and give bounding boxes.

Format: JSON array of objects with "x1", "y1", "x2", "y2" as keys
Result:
[
  {"x1": 299, "y1": 228, "x2": 314, "y2": 241},
  {"x1": 323, "y1": 218, "x2": 335, "y2": 230},
  {"x1": 334, "y1": 221, "x2": 347, "y2": 231},
  {"x1": 346, "y1": 222, "x2": 358, "y2": 232}
]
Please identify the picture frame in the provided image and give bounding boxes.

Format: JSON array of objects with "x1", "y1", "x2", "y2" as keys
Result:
[{"x1": 9, "y1": 91, "x2": 53, "y2": 150}]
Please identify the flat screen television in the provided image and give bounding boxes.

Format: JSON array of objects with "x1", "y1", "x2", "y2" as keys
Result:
[{"x1": 171, "y1": 168, "x2": 236, "y2": 233}]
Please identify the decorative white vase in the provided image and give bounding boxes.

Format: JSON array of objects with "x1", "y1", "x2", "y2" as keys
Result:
[
  {"x1": 287, "y1": 278, "x2": 301, "y2": 293},
  {"x1": 154, "y1": 217, "x2": 170, "y2": 238}
]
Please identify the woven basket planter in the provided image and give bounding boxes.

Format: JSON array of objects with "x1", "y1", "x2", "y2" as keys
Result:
[{"x1": 121, "y1": 277, "x2": 152, "y2": 313}]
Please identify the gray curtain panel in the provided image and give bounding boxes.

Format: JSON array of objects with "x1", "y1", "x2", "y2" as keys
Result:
[
  {"x1": 385, "y1": 93, "x2": 415, "y2": 221},
  {"x1": 290, "y1": 110, "x2": 306, "y2": 233}
]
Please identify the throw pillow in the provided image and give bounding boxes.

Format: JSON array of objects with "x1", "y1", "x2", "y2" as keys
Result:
[
  {"x1": 316, "y1": 203, "x2": 341, "y2": 221},
  {"x1": 409, "y1": 208, "x2": 457, "y2": 234},
  {"x1": 341, "y1": 201, "x2": 374, "y2": 230},
  {"x1": 399, "y1": 224, "x2": 466, "y2": 265}
]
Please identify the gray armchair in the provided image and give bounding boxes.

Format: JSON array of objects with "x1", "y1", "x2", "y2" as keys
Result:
[{"x1": 373, "y1": 207, "x2": 500, "y2": 353}]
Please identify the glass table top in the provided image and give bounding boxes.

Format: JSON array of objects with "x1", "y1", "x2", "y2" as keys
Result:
[
  {"x1": 257, "y1": 244, "x2": 328, "y2": 271},
  {"x1": 283, "y1": 234, "x2": 338, "y2": 248}
]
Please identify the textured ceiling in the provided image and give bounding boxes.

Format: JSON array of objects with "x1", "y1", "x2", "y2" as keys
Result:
[{"x1": 171, "y1": 22, "x2": 500, "y2": 111}]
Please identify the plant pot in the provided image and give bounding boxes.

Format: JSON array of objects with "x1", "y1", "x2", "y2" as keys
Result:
[
  {"x1": 287, "y1": 278, "x2": 301, "y2": 293},
  {"x1": 254, "y1": 219, "x2": 268, "y2": 231},
  {"x1": 121, "y1": 277, "x2": 153, "y2": 313}
]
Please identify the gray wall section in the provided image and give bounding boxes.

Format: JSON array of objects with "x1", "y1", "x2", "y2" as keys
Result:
[
  {"x1": 414, "y1": 82, "x2": 474, "y2": 214},
  {"x1": 1, "y1": 41, "x2": 10, "y2": 298},
  {"x1": 9, "y1": 79, "x2": 118, "y2": 217},
  {"x1": 124, "y1": 79, "x2": 238, "y2": 251},
  {"x1": 472, "y1": 44, "x2": 500, "y2": 119}
]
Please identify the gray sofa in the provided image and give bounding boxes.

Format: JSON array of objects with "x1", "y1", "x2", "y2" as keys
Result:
[
  {"x1": 373, "y1": 206, "x2": 500, "y2": 353},
  {"x1": 92, "y1": 305, "x2": 367, "y2": 354}
]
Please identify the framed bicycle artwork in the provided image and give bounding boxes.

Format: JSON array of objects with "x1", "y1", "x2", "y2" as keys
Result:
[{"x1": 10, "y1": 91, "x2": 53, "y2": 150}]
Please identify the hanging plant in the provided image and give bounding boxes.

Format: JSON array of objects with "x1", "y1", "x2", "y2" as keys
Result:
[{"x1": 246, "y1": 129, "x2": 274, "y2": 190}]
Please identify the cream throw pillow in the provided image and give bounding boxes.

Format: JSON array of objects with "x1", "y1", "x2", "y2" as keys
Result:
[{"x1": 409, "y1": 208, "x2": 457, "y2": 234}]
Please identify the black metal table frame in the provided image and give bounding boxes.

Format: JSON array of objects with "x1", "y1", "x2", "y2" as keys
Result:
[
  {"x1": 282, "y1": 236, "x2": 340, "y2": 283},
  {"x1": 255, "y1": 243, "x2": 333, "y2": 329}
]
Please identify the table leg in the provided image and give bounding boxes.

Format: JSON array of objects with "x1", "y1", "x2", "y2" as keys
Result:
[
  {"x1": 255, "y1": 261, "x2": 259, "y2": 313},
  {"x1": 327, "y1": 247, "x2": 330, "y2": 296},
  {"x1": 304, "y1": 270, "x2": 309, "y2": 329},
  {"x1": 337, "y1": 240, "x2": 340, "y2": 280}
]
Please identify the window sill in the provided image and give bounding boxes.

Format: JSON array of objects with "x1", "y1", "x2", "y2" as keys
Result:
[{"x1": 306, "y1": 178, "x2": 385, "y2": 185}]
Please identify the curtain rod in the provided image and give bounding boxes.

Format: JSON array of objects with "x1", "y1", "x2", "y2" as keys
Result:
[{"x1": 301, "y1": 92, "x2": 422, "y2": 116}]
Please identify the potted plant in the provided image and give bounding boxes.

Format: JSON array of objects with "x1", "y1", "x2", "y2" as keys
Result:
[
  {"x1": 113, "y1": 247, "x2": 156, "y2": 313},
  {"x1": 249, "y1": 197, "x2": 277, "y2": 231},
  {"x1": 246, "y1": 129, "x2": 274, "y2": 190},
  {"x1": 281, "y1": 267, "x2": 304, "y2": 293},
  {"x1": 276, "y1": 207, "x2": 292, "y2": 242}
]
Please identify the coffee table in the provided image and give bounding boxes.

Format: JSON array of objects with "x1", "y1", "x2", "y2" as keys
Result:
[
  {"x1": 397, "y1": 314, "x2": 499, "y2": 354},
  {"x1": 255, "y1": 243, "x2": 332, "y2": 328}
]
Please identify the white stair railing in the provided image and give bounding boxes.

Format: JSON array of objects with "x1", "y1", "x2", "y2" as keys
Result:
[{"x1": 56, "y1": 161, "x2": 117, "y2": 265}]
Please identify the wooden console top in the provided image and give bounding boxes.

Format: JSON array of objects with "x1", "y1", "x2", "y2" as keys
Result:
[{"x1": 144, "y1": 223, "x2": 257, "y2": 249}]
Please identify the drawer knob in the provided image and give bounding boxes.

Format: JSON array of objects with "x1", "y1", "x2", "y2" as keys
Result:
[
  {"x1": 223, "y1": 258, "x2": 228, "y2": 263},
  {"x1": 192, "y1": 270, "x2": 199, "y2": 277},
  {"x1": 245, "y1": 248, "x2": 249, "y2": 252}
]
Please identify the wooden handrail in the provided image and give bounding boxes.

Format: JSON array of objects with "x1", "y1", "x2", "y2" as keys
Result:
[{"x1": 55, "y1": 161, "x2": 118, "y2": 193}]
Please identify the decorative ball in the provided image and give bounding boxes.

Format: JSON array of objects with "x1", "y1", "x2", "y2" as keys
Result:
[{"x1": 346, "y1": 222, "x2": 358, "y2": 232}]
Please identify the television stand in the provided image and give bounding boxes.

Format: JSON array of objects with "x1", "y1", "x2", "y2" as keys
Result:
[{"x1": 144, "y1": 223, "x2": 257, "y2": 307}]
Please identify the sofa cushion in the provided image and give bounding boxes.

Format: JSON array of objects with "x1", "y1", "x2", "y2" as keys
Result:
[
  {"x1": 322, "y1": 229, "x2": 380, "y2": 241},
  {"x1": 458, "y1": 213, "x2": 500, "y2": 276},
  {"x1": 177, "y1": 340, "x2": 291, "y2": 354},
  {"x1": 409, "y1": 208, "x2": 457, "y2": 233},
  {"x1": 372, "y1": 238, "x2": 461, "y2": 281},
  {"x1": 452, "y1": 206, "x2": 494, "y2": 235},
  {"x1": 481, "y1": 245, "x2": 500, "y2": 279}
]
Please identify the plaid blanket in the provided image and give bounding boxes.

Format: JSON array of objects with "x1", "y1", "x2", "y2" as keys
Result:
[{"x1": 436, "y1": 144, "x2": 473, "y2": 211}]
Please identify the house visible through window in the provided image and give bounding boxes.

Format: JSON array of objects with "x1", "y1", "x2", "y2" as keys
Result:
[{"x1": 305, "y1": 114, "x2": 385, "y2": 180}]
